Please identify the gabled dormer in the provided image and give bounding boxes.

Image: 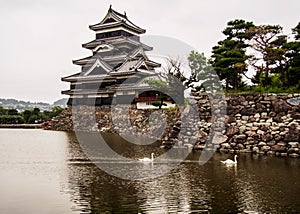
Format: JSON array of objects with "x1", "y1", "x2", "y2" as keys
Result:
[
  {"x1": 93, "y1": 43, "x2": 114, "y2": 53},
  {"x1": 83, "y1": 58, "x2": 112, "y2": 76},
  {"x1": 131, "y1": 47, "x2": 149, "y2": 60},
  {"x1": 89, "y1": 5, "x2": 146, "y2": 40}
]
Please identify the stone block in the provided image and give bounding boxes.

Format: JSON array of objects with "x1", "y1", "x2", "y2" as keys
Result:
[
  {"x1": 261, "y1": 112, "x2": 268, "y2": 119},
  {"x1": 273, "y1": 100, "x2": 291, "y2": 113},
  {"x1": 257, "y1": 130, "x2": 265, "y2": 135},
  {"x1": 261, "y1": 133, "x2": 273, "y2": 142},
  {"x1": 234, "y1": 134, "x2": 247, "y2": 143},
  {"x1": 254, "y1": 113, "x2": 260, "y2": 118},
  {"x1": 221, "y1": 143, "x2": 231, "y2": 149},
  {"x1": 287, "y1": 96, "x2": 300, "y2": 106},
  {"x1": 258, "y1": 142, "x2": 267, "y2": 147},
  {"x1": 288, "y1": 142, "x2": 299, "y2": 148},
  {"x1": 288, "y1": 147, "x2": 299, "y2": 154},
  {"x1": 272, "y1": 144, "x2": 287, "y2": 153},
  {"x1": 226, "y1": 126, "x2": 239, "y2": 136},
  {"x1": 252, "y1": 146, "x2": 259, "y2": 153},
  {"x1": 239, "y1": 125, "x2": 247, "y2": 133},
  {"x1": 245, "y1": 131, "x2": 257, "y2": 137},
  {"x1": 289, "y1": 153, "x2": 300, "y2": 158},
  {"x1": 242, "y1": 116, "x2": 249, "y2": 121},
  {"x1": 262, "y1": 145, "x2": 271, "y2": 152}
]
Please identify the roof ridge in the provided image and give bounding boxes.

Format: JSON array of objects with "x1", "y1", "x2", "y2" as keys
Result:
[
  {"x1": 109, "y1": 6, "x2": 144, "y2": 30},
  {"x1": 110, "y1": 7, "x2": 127, "y2": 19}
]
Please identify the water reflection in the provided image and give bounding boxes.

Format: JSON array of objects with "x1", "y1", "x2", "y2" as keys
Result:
[
  {"x1": 0, "y1": 129, "x2": 75, "y2": 214},
  {"x1": 64, "y1": 132, "x2": 211, "y2": 213},
  {"x1": 73, "y1": 131, "x2": 192, "y2": 180},
  {"x1": 62, "y1": 132, "x2": 300, "y2": 213},
  {"x1": 135, "y1": 166, "x2": 211, "y2": 213},
  {"x1": 1, "y1": 129, "x2": 298, "y2": 213}
]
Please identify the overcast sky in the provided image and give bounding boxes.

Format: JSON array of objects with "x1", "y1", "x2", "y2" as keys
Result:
[{"x1": 0, "y1": 0, "x2": 299, "y2": 103}]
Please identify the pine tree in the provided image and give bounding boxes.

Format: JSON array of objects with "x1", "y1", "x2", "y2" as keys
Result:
[
  {"x1": 210, "y1": 19, "x2": 254, "y2": 91},
  {"x1": 284, "y1": 22, "x2": 300, "y2": 88}
]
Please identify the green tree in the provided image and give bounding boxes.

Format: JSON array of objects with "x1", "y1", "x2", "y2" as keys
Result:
[
  {"x1": 210, "y1": 19, "x2": 254, "y2": 91},
  {"x1": 267, "y1": 35, "x2": 289, "y2": 88},
  {"x1": 188, "y1": 51, "x2": 208, "y2": 87},
  {"x1": 0, "y1": 106, "x2": 8, "y2": 115},
  {"x1": 28, "y1": 115, "x2": 39, "y2": 124},
  {"x1": 143, "y1": 78, "x2": 179, "y2": 109},
  {"x1": 22, "y1": 110, "x2": 32, "y2": 123},
  {"x1": 157, "y1": 52, "x2": 213, "y2": 98},
  {"x1": 22, "y1": 108, "x2": 41, "y2": 124},
  {"x1": 247, "y1": 24, "x2": 284, "y2": 87},
  {"x1": 32, "y1": 108, "x2": 40, "y2": 115},
  {"x1": 0, "y1": 115, "x2": 24, "y2": 124},
  {"x1": 143, "y1": 57, "x2": 190, "y2": 108},
  {"x1": 284, "y1": 22, "x2": 300, "y2": 89},
  {"x1": 7, "y1": 108, "x2": 19, "y2": 115},
  {"x1": 42, "y1": 110, "x2": 51, "y2": 121},
  {"x1": 50, "y1": 106, "x2": 64, "y2": 118},
  {"x1": 188, "y1": 51, "x2": 221, "y2": 93}
]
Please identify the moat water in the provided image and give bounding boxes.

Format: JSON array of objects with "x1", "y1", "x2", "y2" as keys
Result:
[{"x1": 0, "y1": 129, "x2": 299, "y2": 213}]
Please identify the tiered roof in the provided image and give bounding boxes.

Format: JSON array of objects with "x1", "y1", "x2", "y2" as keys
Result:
[
  {"x1": 82, "y1": 36, "x2": 153, "y2": 51},
  {"x1": 89, "y1": 5, "x2": 146, "y2": 34},
  {"x1": 72, "y1": 44, "x2": 156, "y2": 67},
  {"x1": 61, "y1": 6, "x2": 160, "y2": 103},
  {"x1": 62, "y1": 57, "x2": 159, "y2": 83}
]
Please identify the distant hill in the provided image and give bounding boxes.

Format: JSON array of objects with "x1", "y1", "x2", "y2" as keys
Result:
[
  {"x1": 0, "y1": 98, "x2": 68, "y2": 112},
  {"x1": 52, "y1": 98, "x2": 68, "y2": 108}
]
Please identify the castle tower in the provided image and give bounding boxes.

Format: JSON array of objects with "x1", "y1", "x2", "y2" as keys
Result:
[{"x1": 62, "y1": 6, "x2": 161, "y2": 106}]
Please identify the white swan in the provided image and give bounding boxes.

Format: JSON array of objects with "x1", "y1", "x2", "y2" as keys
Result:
[
  {"x1": 221, "y1": 155, "x2": 237, "y2": 165},
  {"x1": 139, "y1": 153, "x2": 155, "y2": 162}
]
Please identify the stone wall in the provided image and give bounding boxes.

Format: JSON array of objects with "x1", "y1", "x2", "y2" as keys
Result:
[
  {"x1": 193, "y1": 94, "x2": 300, "y2": 158},
  {"x1": 47, "y1": 105, "x2": 179, "y2": 139},
  {"x1": 47, "y1": 94, "x2": 300, "y2": 157}
]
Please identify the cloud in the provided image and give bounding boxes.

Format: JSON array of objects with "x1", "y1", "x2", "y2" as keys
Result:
[{"x1": 0, "y1": 0, "x2": 299, "y2": 102}]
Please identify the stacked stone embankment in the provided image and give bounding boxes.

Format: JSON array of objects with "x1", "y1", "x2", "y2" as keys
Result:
[
  {"x1": 47, "y1": 94, "x2": 300, "y2": 157},
  {"x1": 194, "y1": 94, "x2": 300, "y2": 158},
  {"x1": 47, "y1": 105, "x2": 179, "y2": 140}
]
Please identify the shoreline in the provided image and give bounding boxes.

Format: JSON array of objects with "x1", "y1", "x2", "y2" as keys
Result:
[
  {"x1": 0, "y1": 124, "x2": 41, "y2": 129},
  {"x1": 47, "y1": 93, "x2": 300, "y2": 158}
]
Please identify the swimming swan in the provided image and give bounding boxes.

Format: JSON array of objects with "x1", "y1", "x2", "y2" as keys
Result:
[
  {"x1": 139, "y1": 153, "x2": 155, "y2": 162},
  {"x1": 221, "y1": 155, "x2": 237, "y2": 165}
]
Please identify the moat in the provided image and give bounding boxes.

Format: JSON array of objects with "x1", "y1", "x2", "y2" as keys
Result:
[{"x1": 0, "y1": 129, "x2": 299, "y2": 213}]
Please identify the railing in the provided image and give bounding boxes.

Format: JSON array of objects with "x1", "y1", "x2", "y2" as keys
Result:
[{"x1": 135, "y1": 97, "x2": 158, "y2": 102}]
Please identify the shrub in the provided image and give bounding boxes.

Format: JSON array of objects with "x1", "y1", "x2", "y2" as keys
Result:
[{"x1": 0, "y1": 115, "x2": 25, "y2": 124}]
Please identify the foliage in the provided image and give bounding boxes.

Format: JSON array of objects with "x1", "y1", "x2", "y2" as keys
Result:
[
  {"x1": 0, "y1": 115, "x2": 25, "y2": 124},
  {"x1": 187, "y1": 51, "x2": 209, "y2": 90},
  {"x1": 210, "y1": 20, "x2": 300, "y2": 93},
  {"x1": 210, "y1": 19, "x2": 254, "y2": 91},
  {"x1": 0, "y1": 107, "x2": 8, "y2": 115},
  {"x1": 8, "y1": 109, "x2": 19, "y2": 115},
  {"x1": 143, "y1": 56, "x2": 192, "y2": 108},
  {"x1": 144, "y1": 50, "x2": 219, "y2": 107},
  {"x1": 249, "y1": 85, "x2": 300, "y2": 94},
  {"x1": 189, "y1": 51, "x2": 223, "y2": 93},
  {"x1": 142, "y1": 78, "x2": 176, "y2": 109},
  {"x1": 0, "y1": 106, "x2": 64, "y2": 124},
  {"x1": 151, "y1": 101, "x2": 167, "y2": 107},
  {"x1": 247, "y1": 24, "x2": 285, "y2": 87},
  {"x1": 284, "y1": 22, "x2": 300, "y2": 89}
]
